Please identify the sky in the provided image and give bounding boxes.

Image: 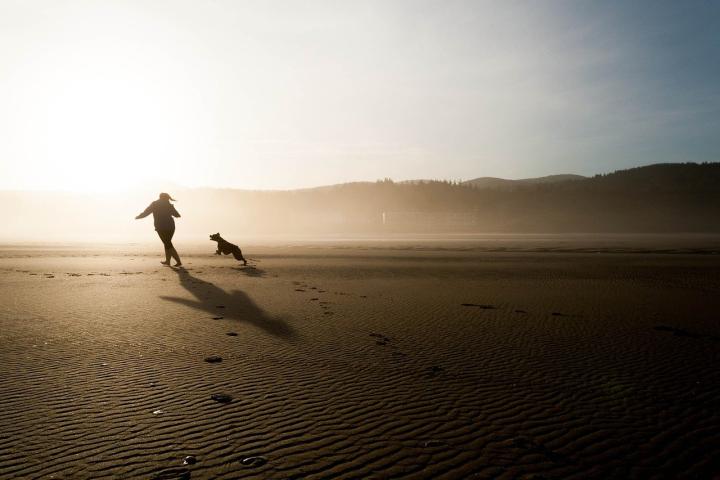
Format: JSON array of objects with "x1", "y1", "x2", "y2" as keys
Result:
[{"x1": 0, "y1": 0, "x2": 718, "y2": 192}]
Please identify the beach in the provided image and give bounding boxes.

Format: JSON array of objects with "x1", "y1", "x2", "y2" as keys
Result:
[{"x1": 1, "y1": 240, "x2": 719, "y2": 479}]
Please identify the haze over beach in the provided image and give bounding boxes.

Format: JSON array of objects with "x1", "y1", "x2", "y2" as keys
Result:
[{"x1": 1, "y1": 2, "x2": 720, "y2": 479}]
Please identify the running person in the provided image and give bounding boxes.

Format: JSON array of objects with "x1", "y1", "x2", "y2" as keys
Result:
[{"x1": 135, "y1": 192, "x2": 182, "y2": 266}]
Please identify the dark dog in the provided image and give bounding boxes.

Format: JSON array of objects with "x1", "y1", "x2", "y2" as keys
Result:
[{"x1": 210, "y1": 233, "x2": 247, "y2": 265}]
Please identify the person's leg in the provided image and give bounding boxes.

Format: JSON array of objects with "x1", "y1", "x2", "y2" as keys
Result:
[
  {"x1": 167, "y1": 229, "x2": 182, "y2": 266},
  {"x1": 157, "y1": 230, "x2": 173, "y2": 265},
  {"x1": 170, "y1": 247, "x2": 181, "y2": 266}
]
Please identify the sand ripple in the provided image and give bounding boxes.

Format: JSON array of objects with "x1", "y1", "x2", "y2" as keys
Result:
[{"x1": 1, "y1": 249, "x2": 719, "y2": 478}]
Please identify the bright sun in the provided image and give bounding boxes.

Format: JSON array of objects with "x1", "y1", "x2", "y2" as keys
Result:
[
  {"x1": 3, "y1": 3, "x2": 204, "y2": 194},
  {"x1": 41, "y1": 69, "x2": 183, "y2": 192}
]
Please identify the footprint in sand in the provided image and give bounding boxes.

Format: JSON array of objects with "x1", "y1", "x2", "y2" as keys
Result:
[
  {"x1": 151, "y1": 468, "x2": 191, "y2": 480},
  {"x1": 370, "y1": 333, "x2": 395, "y2": 347},
  {"x1": 211, "y1": 393, "x2": 233, "y2": 404},
  {"x1": 423, "y1": 440, "x2": 445, "y2": 448},
  {"x1": 204, "y1": 355, "x2": 222, "y2": 363},
  {"x1": 241, "y1": 456, "x2": 267, "y2": 467},
  {"x1": 426, "y1": 365, "x2": 444, "y2": 377},
  {"x1": 512, "y1": 436, "x2": 570, "y2": 464},
  {"x1": 226, "y1": 332, "x2": 238, "y2": 336},
  {"x1": 654, "y1": 325, "x2": 717, "y2": 341}
]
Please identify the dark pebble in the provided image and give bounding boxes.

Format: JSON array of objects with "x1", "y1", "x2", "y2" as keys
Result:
[{"x1": 204, "y1": 355, "x2": 222, "y2": 363}]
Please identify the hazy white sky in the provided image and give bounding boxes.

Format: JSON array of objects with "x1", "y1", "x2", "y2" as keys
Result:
[{"x1": 1, "y1": 0, "x2": 718, "y2": 191}]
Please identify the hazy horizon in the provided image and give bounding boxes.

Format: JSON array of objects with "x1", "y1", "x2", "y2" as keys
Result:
[
  {"x1": 2, "y1": 1, "x2": 719, "y2": 193},
  {"x1": 0, "y1": 161, "x2": 706, "y2": 195},
  {"x1": 0, "y1": 162, "x2": 718, "y2": 242}
]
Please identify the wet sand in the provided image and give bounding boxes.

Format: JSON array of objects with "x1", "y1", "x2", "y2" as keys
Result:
[{"x1": 1, "y1": 242, "x2": 719, "y2": 479}]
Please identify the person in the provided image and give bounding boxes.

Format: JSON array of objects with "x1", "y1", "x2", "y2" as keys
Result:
[{"x1": 135, "y1": 192, "x2": 182, "y2": 266}]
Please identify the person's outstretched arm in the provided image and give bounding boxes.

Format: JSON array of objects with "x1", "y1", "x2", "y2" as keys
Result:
[
  {"x1": 135, "y1": 204, "x2": 153, "y2": 220},
  {"x1": 171, "y1": 205, "x2": 181, "y2": 218}
]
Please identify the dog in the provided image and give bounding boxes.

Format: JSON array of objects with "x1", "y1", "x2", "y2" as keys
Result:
[{"x1": 210, "y1": 233, "x2": 247, "y2": 265}]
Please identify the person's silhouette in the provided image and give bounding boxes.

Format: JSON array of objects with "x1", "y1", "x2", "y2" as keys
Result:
[{"x1": 135, "y1": 192, "x2": 182, "y2": 266}]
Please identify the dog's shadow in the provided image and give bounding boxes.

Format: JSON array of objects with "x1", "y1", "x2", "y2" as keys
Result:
[
  {"x1": 160, "y1": 268, "x2": 295, "y2": 339},
  {"x1": 232, "y1": 265, "x2": 266, "y2": 278}
]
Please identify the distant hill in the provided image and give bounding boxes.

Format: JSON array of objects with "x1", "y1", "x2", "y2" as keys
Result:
[
  {"x1": 462, "y1": 174, "x2": 586, "y2": 189},
  {"x1": 1, "y1": 163, "x2": 719, "y2": 240}
]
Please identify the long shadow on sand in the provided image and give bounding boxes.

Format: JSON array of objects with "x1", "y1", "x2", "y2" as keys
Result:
[
  {"x1": 232, "y1": 265, "x2": 267, "y2": 278},
  {"x1": 160, "y1": 268, "x2": 295, "y2": 339}
]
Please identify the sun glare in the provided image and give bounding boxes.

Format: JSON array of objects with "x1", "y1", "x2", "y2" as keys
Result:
[
  {"x1": 2, "y1": 3, "x2": 204, "y2": 194},
  {"x1": 41, "y1": 69, "x2": 177, "y2": 192}
]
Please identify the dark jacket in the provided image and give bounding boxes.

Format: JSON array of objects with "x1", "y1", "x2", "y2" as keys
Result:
[{"x1": 138, "y1": 200, "x2": 180, "y2": 231}]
